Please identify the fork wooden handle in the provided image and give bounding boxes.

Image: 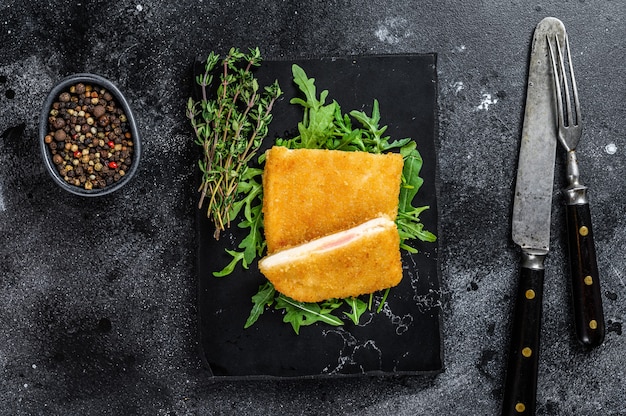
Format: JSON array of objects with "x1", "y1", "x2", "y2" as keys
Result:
[{"x1": 566, "y1": 202, "x2": 605, "y2": 348}]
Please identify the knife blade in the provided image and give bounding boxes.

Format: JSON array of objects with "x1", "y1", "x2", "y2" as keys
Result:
[{"x1": 502, "y1": 17, "x2": 565, "y2": 416}]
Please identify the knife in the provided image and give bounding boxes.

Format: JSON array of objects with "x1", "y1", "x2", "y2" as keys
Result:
[{"x1": 501, "y1": 17, "x2": 565, "y2": 416}]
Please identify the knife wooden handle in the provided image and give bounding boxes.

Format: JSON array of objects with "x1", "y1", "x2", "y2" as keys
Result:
[
  {"x1": 502, "y1": 263, "x2": 544, "y2": 416},
  {"x1": 566, "y1": 202, "x2": 605, "y2": 348}
]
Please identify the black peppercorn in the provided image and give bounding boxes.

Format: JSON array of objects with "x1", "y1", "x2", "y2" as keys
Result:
[
  {"x1": 51, "y1": 117, "x2": 65, "y2": 129},
  {"x1": 93, "y1": 105, "x2": 105, "y2": 118},
  {"x1": 54, "y1": 130, "x2": 66, "y2": 141},
  {"x1": 98, "y1": 115, "x2": 110, "y2": 126}
]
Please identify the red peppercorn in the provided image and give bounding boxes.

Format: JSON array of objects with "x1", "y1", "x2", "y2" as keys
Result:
[
  {"x1": 107, "y1": 141, "x2": 115, "y2": 148},
  {"x1": 73, "y1": 151, "x2": 82, "y2": 158},
  {"x1": 108, "y1": 161, "x2": 118, "y2": 169}
]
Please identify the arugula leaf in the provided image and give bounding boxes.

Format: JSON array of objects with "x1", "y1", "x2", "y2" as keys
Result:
[
  {"x1": 396, "y1": 141, "x2": 436, "y2": 252},
  {"x1": 290, "y1": 64, "x2": 325, "y2": 109},
  {"x1": 349, "y1": 100, "x2": 388, "y2": 153},
  {"x1": 244, "y1": 281, "x2": 276, "y2": 328},
  {"x1": 287, "y1": 64, "x2": 338, "y2": 149},
  {"x1": 213, "y1": 167, "x2": 265, "y2": 276},
  {"x1": 213, "y1": 250, "x2": 247, "y2": 277},
  {"x1": 377, "y1": 288, "x2": 391, "y2": 313},
  {"x1": 238, "y1": 204, "x2": 264, "y2": 265},
  {"x1": 397, "y1": 208, "x2": 437, "y2": 253},
  {"x1": 398, "y1": 142, "x2": 425, "y2": 212},
  {"x1": 228, "y1": 167, "x2": 263, "y2": 220},
  {"x1": 331, "y1": 106, "x2": 366, "y2": 151},
  {"x1": 275, "y1": 295, "x2": 343, "y2": 335},
  {"x1": 343, "y1": 297, "x2": 368, "y2": 325}
]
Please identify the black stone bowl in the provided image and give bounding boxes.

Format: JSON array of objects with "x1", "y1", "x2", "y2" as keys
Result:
[{"x1": 39, "y1": 73, "x2": 141, "y2": 196}]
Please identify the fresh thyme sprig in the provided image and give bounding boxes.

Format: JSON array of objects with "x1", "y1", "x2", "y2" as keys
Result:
[{"x1": 187, "y1": 47, "x2": 282, "y2": 239}]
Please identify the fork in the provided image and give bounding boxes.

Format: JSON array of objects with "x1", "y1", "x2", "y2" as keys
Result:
[{"x1": 548, "y1": 34, "x2": 605, "y2": 348}]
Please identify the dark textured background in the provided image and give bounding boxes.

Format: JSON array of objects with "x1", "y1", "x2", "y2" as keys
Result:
[{"x1": 0, "y1": 1, "x2": 624, "y2": 415}]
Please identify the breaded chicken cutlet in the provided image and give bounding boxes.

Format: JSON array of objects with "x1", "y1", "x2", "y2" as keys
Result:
[
  {"x1": 262, "y1": 146, "x2": 404, "y2": 254},
  {"x1": 258, "y1": 216, "x2": 402, "y2": 302}
]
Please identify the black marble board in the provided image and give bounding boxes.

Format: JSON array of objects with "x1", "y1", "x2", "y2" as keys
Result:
[{"x1": 196, "y1": 54, "x2": 442, "y2": 379}]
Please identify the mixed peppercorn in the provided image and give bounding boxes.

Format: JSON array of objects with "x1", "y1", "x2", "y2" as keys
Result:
[{"x1": 44, "y1": 82, "x2": 134, "y2": 190}]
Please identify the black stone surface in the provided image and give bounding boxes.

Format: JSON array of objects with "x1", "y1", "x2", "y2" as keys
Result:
[
  {"x1": 1, "y1": 1, "x2": 625, "y2": 415},
  {"x1": 197, "y1": 55, "x2": 442, "y2": 379}
]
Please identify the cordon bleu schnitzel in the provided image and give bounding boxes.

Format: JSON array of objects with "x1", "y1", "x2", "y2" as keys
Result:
[{"x1": 259, "y1": 146, "x2": 405, "y2": 303}]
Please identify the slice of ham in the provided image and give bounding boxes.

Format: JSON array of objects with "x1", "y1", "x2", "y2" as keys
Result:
[{"x1": 260, "y1": 216, "x2": 391, "y2": 268}]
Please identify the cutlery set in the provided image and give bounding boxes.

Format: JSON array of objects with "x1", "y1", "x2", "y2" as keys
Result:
[{"x1": 502, "y1": 17, "x2": 605, "y2": 415}]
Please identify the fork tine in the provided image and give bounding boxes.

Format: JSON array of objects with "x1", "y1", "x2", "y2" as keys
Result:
[
  {"x1": 564, "y1": 34, "x2": 581, "y2": 127},
  {"x1": 547, "y1": 36, "x2": 565, "y2": 129}
]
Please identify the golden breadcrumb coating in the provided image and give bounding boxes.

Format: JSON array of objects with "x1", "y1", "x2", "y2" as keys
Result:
[
  {"x1": 258, "y1": 217, "x2": 402, "y2": 303},
  {"x1": 262, "y1": 146, "x2": 404, "y2": 254}
]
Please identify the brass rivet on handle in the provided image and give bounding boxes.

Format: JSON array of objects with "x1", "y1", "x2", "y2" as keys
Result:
[
  {"x1": 584, "y1": 275, "x2": 593, "y2": 285},
  {"x1": 515, "y1": 402, "x2": 526, "y2": 413},
  {"x1": 522, "y1": 347, "x2": 533, "y2": 358},
  {"x1": 589, "y1": 320, "x2": 598, "y2": 330},
  {"x1": 579, "y1": 226, "x2": 589, "y2": 236},
  {"x1": 525, "y1": 289, "x2": 536, "y2": 300}
]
